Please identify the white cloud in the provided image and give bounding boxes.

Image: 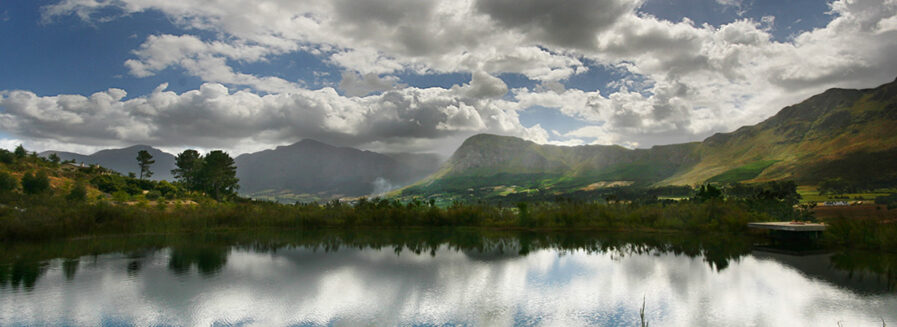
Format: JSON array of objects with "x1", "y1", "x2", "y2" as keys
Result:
[
  {"x1": 15, "y1": 0, "x2": 897, "y2": 154},
  {"x1": 1, "y1": 245, "x2": 894, "y2": 326},
  {"x1": 0, "y1": 74, "x2": 543, "y2": 156},
  {"x1": 338, "y1": 71, "x2": 403, "y2": 97}
]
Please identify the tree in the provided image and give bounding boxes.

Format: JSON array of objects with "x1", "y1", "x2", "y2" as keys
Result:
[
  {"x1": 14, "y1": 145, "x2": 26, "y2": 159},
  {"x1": 136, "y1": 150, "x2": 155, "y2": 179},
  {"x1": 198, "y1": 150, "x2": 239, "y2": 201},
  {"x1": 172, "y1": 149, "x2": 203, "y2": 190},
  {"x1": 22, "y1": 171, "x2": 50, "y2": 194},
  {"x1": 694, "y1": 184, "x2": 722, "y2": 202},
  {"x1": 48, "y1": 153, "x2": 61, "y2": 164},
  {"x1": 0, "y1": 171, "x2": 17, "y2": 193},
  {"x1": 818, "y1": 177, "x2": 850, "y2": 196}
]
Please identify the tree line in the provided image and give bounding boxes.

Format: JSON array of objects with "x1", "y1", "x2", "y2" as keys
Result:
[
  {"x1": 134, "y1": 148, "x2": 240, "y2": 201},
  {"x1": 170, "y1": 149, "x2": 239, "y2": 201}
]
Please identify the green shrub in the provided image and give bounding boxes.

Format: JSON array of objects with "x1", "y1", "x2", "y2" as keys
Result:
[
  {"x1": 66, "y1": 183, "x2": 87, "y2": 202},
  {"x1": 155, "y1": 180, "x2": 179, "y2": 197},
  {"x1": 145, "y1": 190, "x2": 162, "y2": 200},
  {"x1": 875, "y1": 194, "x2": 897, "y2": 207},
  {"x1": 0, "y1": 150, "x2": 13, "y2": 164},
  {"x1": 21, "y1": 172, "x2": 50, "y2": 194},
  {"x1": 112, "y1": 190, "x2": 130, "y2": 202},
  {"x1": 91, "y1": 175, "x2": 124, "y2": 193},
  {"x1": 0, "y1": 171, "x2": 17, "y2": 192}
]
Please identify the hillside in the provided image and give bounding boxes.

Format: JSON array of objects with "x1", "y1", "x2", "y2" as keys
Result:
[
  {"x1": 235, "y1": 139, "x2": 440, "y2": 202},
  {"x1": 41, "y1": 145, "x2": 177, "y2": 181},
  {"x1": 402, "y1": 77, "x2": 897, "y2": 199},
  {"x1": 668, "y1": 77, "x2": 897, "y2": 186}
]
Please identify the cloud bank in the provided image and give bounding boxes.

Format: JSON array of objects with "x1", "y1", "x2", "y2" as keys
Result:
[{"x1": 1, "y1": 0, "x2": 895, "y2": 155}]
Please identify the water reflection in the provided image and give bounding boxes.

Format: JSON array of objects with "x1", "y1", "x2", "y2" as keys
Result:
[{"x1": 0, "y1": 230, "x2": 894, "y2": 326}]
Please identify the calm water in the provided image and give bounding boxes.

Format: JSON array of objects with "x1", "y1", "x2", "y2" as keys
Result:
[{"x1": 1, "y1": 230, "x2": 895, "y2": 326}]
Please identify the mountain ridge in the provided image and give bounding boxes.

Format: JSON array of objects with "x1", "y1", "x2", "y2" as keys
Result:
[
  {"x1": 41, "y1": 145, "x2": 177, "y2": 181},
  {"x1": 40, "y1": 140, "x2": 443, "y2": 201},
  {"x1": 401, "y1": 77, "x2": 897, "y2": 199},
  {"x1": 234, "y1": 139, "x2": 440, "y2": 201}
]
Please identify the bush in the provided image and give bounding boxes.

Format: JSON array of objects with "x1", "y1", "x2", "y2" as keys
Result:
[
  {"x1": 124, "y1": 183, "x2": 143, "y2": 196},
  {"x1": 91, "y1": 175, "x2": 124, "y2": 193},
  {"x1": 145, "y1": 190, "x2": 162, "y2": 200},
  {"x1": 875, "y1": 194, "x2": 897, "y2": 207},
  {"x1": 21, "y1": 171, "x2": 50, "y2": 194},
  {"x1": 155, "y1": 180, "x2": 179, "y2": 197},
  {"x1": 112, "y1": 190, "x2": 130, "y2": 202},
  {"x1": 127, "y1": 178, "x2": 155, "y2": 191},
  {"x1": 0, "y1": 149, "x2": 13, "y2": 164},
  {"x1": 66, "y1": 183, "x2": 87, "y2": 202},
  {"x1": 0, "y1": 171, "x2": 17, "y2": 193}
]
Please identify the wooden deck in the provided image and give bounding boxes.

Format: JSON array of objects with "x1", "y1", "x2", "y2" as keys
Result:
[{"x1": 747, "y1": 222, "x2": 826, "y2": 232}]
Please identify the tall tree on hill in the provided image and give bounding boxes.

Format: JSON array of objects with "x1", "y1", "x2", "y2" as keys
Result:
[
  {"x1": 136, "y1": 150, "x2": 155, "y2": 180},
  {"x1": 198, "y1": 150, "x2": 239, "y2": 201},
  {"x1": 172, "y1": 149, "x2": 203, "y2": 190},
  {"x1": 14, "y1": 145, "x2": 26, "y2": 159}
]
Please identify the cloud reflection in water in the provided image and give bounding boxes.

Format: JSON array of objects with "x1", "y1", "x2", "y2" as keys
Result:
[{"x1": 0, "y1": 237, "x2": 895, "y2": 326}]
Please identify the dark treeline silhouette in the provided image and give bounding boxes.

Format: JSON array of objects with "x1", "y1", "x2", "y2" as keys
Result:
[{"x1": 171, "y1": 149, "x2": 239, "y2": 201}]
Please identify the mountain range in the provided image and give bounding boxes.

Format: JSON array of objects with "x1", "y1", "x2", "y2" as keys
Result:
[
  {"x1": 38, "y1": 77, "x2": 897, "y2": 202},
  {"x1": 42, "y1": 141, "x2": 442, "y2": 201},
  {"x1": 233, "y1": 139, "x2": 440, "y2": 202},
  {"x1": 42, "y1": 145, "x2": 177, "y2": 181},
  {"x1": 401, "y1": 77, "x2": 897, "y2": 199}
]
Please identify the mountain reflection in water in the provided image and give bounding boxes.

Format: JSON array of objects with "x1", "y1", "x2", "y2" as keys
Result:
[{"x1": 0, "y1": 230, "x2": 894, "y2": 326}]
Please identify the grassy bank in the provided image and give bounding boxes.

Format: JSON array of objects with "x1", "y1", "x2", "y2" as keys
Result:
[
  {"x1": 0, "y1": 195, "x2": 774, "y2": 241},
  {"x1": 2, "y1": 194, "x2": 895, "y2": 252},
  {"x1": 2, "y1": 147, "x2": 895, "y2": 252}
]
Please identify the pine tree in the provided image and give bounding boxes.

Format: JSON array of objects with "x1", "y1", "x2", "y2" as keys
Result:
[
  {"x1": 136, "y1": 150, "x2": 155, "y2": 179},
  {"x1": 14, "y1": 145, "x2": 26, "y2": 159},
  {"x1": 198, "y1": 150, "x2": 239, "y2": 201},
  {"x1": 172, "y1": 149, "x2": 203, "y2": 190}
]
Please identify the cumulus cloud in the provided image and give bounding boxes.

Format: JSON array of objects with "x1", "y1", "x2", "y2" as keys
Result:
[
  {"x1": 338, "y1": 71, "x2": 403, "y2": 97},
  {"x1": 12, "y1": 0, "x2": 897, "y2": 154},
  {"x1": 42, "y1": 0, "x2": 587, "y2": 82},
  {"x1": 0, "y1": 73, "x2": 543, "y2": 155},
  {"x1": 474, "y1": 0, "x2": 642, "y2": 50}
]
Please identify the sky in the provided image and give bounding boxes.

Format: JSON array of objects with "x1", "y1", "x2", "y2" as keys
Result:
[{"x1": 1, "y1": 0, "x2": 896, "y2": 157}]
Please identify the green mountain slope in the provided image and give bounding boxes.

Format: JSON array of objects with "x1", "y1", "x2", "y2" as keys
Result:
[
  {"x1": 402, "y1": 77, "x2": 897, "y2": 199},
  {"x1": 668, "y1": 76, "x2": 897, "y2": 186}
]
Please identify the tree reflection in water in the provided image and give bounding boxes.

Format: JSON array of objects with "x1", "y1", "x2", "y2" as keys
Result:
[{"x1": 0, "y1": 229, "x2": 894, "y2": 293}]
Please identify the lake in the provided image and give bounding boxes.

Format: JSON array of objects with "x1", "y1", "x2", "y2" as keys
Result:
[{"x1": 1, "y1": 230, "x2": 894, "y2": 326}]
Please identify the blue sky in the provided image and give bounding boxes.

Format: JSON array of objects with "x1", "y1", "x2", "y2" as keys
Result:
[{"x1": 1, "y1": 0, "x2": 895, "y2": 155}]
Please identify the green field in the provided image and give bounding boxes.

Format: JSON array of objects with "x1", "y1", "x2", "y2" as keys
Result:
[
  {"x1": 706, "y1": 160, "x2": 778, "y2": 184},
  {"x1": 796, "y1": 186, "x2": 893, "y2": 204}
]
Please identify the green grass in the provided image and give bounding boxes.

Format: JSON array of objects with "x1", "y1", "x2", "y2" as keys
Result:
[
  {"x1": 707, "y1": 160, "x2": 779, "y2": 183},
  {"x1": 797, "y1": 186, "x2": 892, "y2": 204}
]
